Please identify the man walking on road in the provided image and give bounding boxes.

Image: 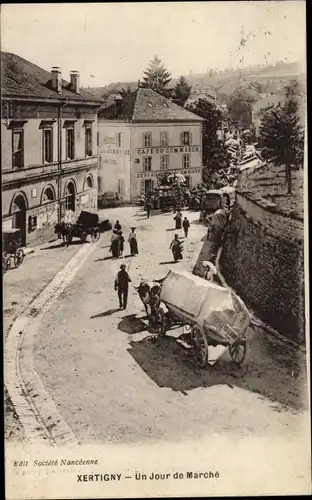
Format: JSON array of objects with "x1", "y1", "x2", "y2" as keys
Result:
[
  {"x1": 114, "y1": 264, "x2": 131, "y2": 309},
  {"x1": 182, "y1": 217, "x2": 190, "y2": 238}
]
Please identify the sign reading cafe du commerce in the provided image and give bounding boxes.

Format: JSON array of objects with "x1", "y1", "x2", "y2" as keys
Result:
[{"x1": 136, "y1": 146, "x2": 200, "y2": 155}]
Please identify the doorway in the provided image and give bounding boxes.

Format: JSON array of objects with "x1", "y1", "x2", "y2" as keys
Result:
[
  {"x1": 144, "y1": 179, "x2": 152, "y2": 195},
  {"x1": 12, "y1": 194, "x2": 27, "y2": 245}
]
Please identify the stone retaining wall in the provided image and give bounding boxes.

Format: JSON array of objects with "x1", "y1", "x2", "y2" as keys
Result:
[{"x1": 219, "y1": 192, "x2": 305, "y2": 344}]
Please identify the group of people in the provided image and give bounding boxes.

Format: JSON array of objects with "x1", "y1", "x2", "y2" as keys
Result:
[
  {"x1": 110, "y1": 220, "x2": 139, "y2": 259},
  {"x1": 173, "y1": 210, "x2": 190, "y2": 237}
]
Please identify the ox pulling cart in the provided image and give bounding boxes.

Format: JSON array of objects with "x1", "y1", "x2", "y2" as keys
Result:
[{"x1": 148, "y1": 269, "x2": 250, "y2": 367}]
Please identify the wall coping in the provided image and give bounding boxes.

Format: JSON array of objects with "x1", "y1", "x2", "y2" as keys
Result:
[{"x1": 236, "y1": 163, "x2": 304, "y2": 223}]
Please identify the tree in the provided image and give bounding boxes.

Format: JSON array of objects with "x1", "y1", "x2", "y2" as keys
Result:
[
  {"x1": 173, "y1": 75, "x2": 192, "y2": 106},
  {"x1": 119, "y1": 85, "x2": 133, "y2": 98},
  {"x1": 140, "y1": 56, "x2": 171, "y2": 95},
  {"x1": 259, "y1": 82, "x2": 304, "y2": 194},
  {"x1": 186, "y1": 98, "x2": 231, "y2": 182},
  {"x1": 227, "y1": 86, "x2": 258, "y2": 129}
]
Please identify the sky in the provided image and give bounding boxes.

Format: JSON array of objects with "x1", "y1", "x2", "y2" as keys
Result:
[{"x1": 1, "y1": 2, "x2": 306, "y2": 88}]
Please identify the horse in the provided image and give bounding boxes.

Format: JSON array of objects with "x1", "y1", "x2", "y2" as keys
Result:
[
  {"x1": 54, "y1": 222, "x2": 73, "y2": 247},
  {"x1": 135, "y1": 281, "x2": 162, "y2": 316}
]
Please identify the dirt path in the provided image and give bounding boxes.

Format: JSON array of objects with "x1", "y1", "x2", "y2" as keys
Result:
[{"x1": 31, "y1": 207, "x2": 308, "y2": 445}]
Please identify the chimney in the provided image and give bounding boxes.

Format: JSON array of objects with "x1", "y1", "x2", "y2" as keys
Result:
[
  {"x1": 51, "y1": 67, "x2": 62, "y2": 92},
  {"x1": 70, "y1": 71, "x2": 80, "y2": 94}
]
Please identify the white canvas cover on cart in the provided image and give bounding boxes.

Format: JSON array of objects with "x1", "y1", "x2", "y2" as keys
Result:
[{"x1": 160, "y1": 270, "x2": 250, "y2": 342}]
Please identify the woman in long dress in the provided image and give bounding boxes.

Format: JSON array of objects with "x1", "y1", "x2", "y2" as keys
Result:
[
  {"x1": 128, "y1": 227, "x2": 139, "y2": 256},
  {"x1": 174, "y1": 210, "x2": 182, "y2": 230},
  {"x1": 110, "y1": 230, "x2": 120, "y2": 258},
  {"x1": 118, "y1": 231, "x2": 125, "y2": 258}
]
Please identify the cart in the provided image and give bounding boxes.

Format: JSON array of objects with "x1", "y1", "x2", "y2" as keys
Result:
[
  {"x1": 153, "y1": 269, "x2": 250, "y2": 367},
  {"x1": 73, "y1": 211, "x2": 101, "y2": 242},
  {"x1": 2, "y1": 228, "x2": 25, "y2": 273}
]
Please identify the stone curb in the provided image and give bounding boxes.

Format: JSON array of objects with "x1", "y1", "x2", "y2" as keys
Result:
[{"x1": 5, "y1": 240, "x2": 102, "y2": 447}]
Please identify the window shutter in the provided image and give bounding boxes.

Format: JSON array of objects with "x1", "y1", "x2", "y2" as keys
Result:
[
  {"x1": 189, "y1": 132, "x2": 192, "y2": 145},
  {"x1": 143, "y1": 133, "x2": 146, "y2": 147},
  {"x1": 141, "y1": 180, "x2": 145, "y2": 194},
  {"x1": 120, "y1": 133, "x2": 124, "y2": 148},
  {"x1": 180, "y1": 132, "x2": 184, "y2": 145},
  {"x1": 151, "y1": 180, "x2": 155, "y2": 190}
]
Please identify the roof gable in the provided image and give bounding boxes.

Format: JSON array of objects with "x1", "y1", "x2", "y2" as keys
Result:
[
  {"x1": 1, "y1": 51, "x2": 101, "y2": 103},
  {"x1": 98, "y1": 87, "x2": 203, "y2": 122},
  {"x1": 133, "y1": 88, "x2": 203, "y2": 122}
]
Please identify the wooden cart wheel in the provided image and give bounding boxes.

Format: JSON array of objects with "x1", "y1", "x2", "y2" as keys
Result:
[
  {"x1": 14, "y1": 248, "x2": 25, "y2": 267},
  {"x1": 91, "y1": 229, "x2": 100, "y2": 242},
  {"x1": 80, "y1": 231, "x2": 88, "y2": 243},
  {"x1": 4, "y1": 256, "x2": 12, "y2": 273},
  {"x1": 229, "y1": 341, "x2": 246, "y2": 365},
  {"x1": 190, "y1": 325, "x2": 208, "y2": 367},
  {"x1": 157, "y1": 308, "x2": 167, "y2": 337}
]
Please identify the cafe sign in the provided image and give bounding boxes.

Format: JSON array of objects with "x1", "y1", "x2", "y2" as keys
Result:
[
  {"x1": 136, "y1": 146, "x2": 200, "y2": 155},
  {"x1": 136, "y1": 168, "x2": 201, "y2": 179}
]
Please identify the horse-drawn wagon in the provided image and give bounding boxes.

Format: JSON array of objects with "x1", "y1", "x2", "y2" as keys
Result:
[
  {"x1": 55, "y1": 211, "x2": 112, "y2": 245},
  {"x1": 144, "y1": 269, "x2": 250, "y2": 367},
  {"x1": 2, "y1": 228, "x2": 25, "y2": 273}
]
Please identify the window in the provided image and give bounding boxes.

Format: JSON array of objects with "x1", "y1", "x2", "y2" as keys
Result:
[
  {"x1": 12, "y1": 129, "x2": 24, "y2": 168},
  {"x1": 143, "y1": 132, "x2": 152, "y2": 147},
  {"x1": 42, "y1": 186, "x2": 55, "y2": 203},
  {"x1": 66, "y1": 127, "x2": 75, "y2": 160},
  {"x1": 160, "y1": 155, "x2": 169, "y2": 170},
  {"x1": 43, "y1": 128, "x2": 53, "y2": 163},
  {"x1": 65, "y1": 182, "x2": 75, "y2": 211},
  {"x1": 144, "y1": 179, "x2": 152, "y2": 194},
  {"x1": 28, "y1": 215, "x2": 37, "y2": 233},
  {"x1": 85, "y1": 126, "x2": 92, "y2": 156},
  {"x1": 117, "y1": 132, "x2": 123, "y2": 148},
  {"x1": 183, "y1": 154, "x2": 190, "y2": 169},
  {"x1": 160, "y1": 131, "x2": 169, "y2": 146},
  {"x1": 85, "y1": 176, "x2": 93, "y2": 189},
  {"x1": 180, "y1": 131, "x2": 191, "y2": 146},
  {"x1": 185, "y1": 176, "x2": 192, "y2": 188},
  {"x1": 143, "y1": 156, "x2": 152, "y2": 171},
  {"x1": 118, "y1": 179, "x2": 124, "y2": 195}
]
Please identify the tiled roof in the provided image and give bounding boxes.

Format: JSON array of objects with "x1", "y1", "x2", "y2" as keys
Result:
[
  {"x1": 1, "y1": 52, "x2": 101, "y2": 103},
  {"x1": 98, "y1": 88, "x2": 203, "y2": 122},
  {"x1": 81, "y1": 87, "x2": 107, "y2": 100}
]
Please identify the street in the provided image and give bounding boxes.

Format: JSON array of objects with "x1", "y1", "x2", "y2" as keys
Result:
[{"x1": 24, "y1": 206, "x2": 309, "y2": 445}]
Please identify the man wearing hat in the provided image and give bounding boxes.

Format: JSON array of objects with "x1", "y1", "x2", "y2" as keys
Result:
[{"x1": 114, "y1": 264, "x2": 131, "y2": 309}]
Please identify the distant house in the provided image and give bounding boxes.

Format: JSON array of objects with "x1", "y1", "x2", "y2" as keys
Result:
[
  {"x1": 82, "y1": 81, "x2": 138, "y2": 100},
  {"x1": 252, "y1": 93, "x2": 284, "y2": 136},
  {"x1": 97, "y1": 88, "x2": 203, "y2": 202},
  {"x1": 252, "y1": 90, "x2": 306, "y2": 137}
]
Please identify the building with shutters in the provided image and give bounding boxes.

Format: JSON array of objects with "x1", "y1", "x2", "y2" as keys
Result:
[
  {"x1": 97, "y1": 88, "x2": 203, "y2": 201},
  {"x1": 1, "y1": 52, "x2": 102, "y2": 246}
]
